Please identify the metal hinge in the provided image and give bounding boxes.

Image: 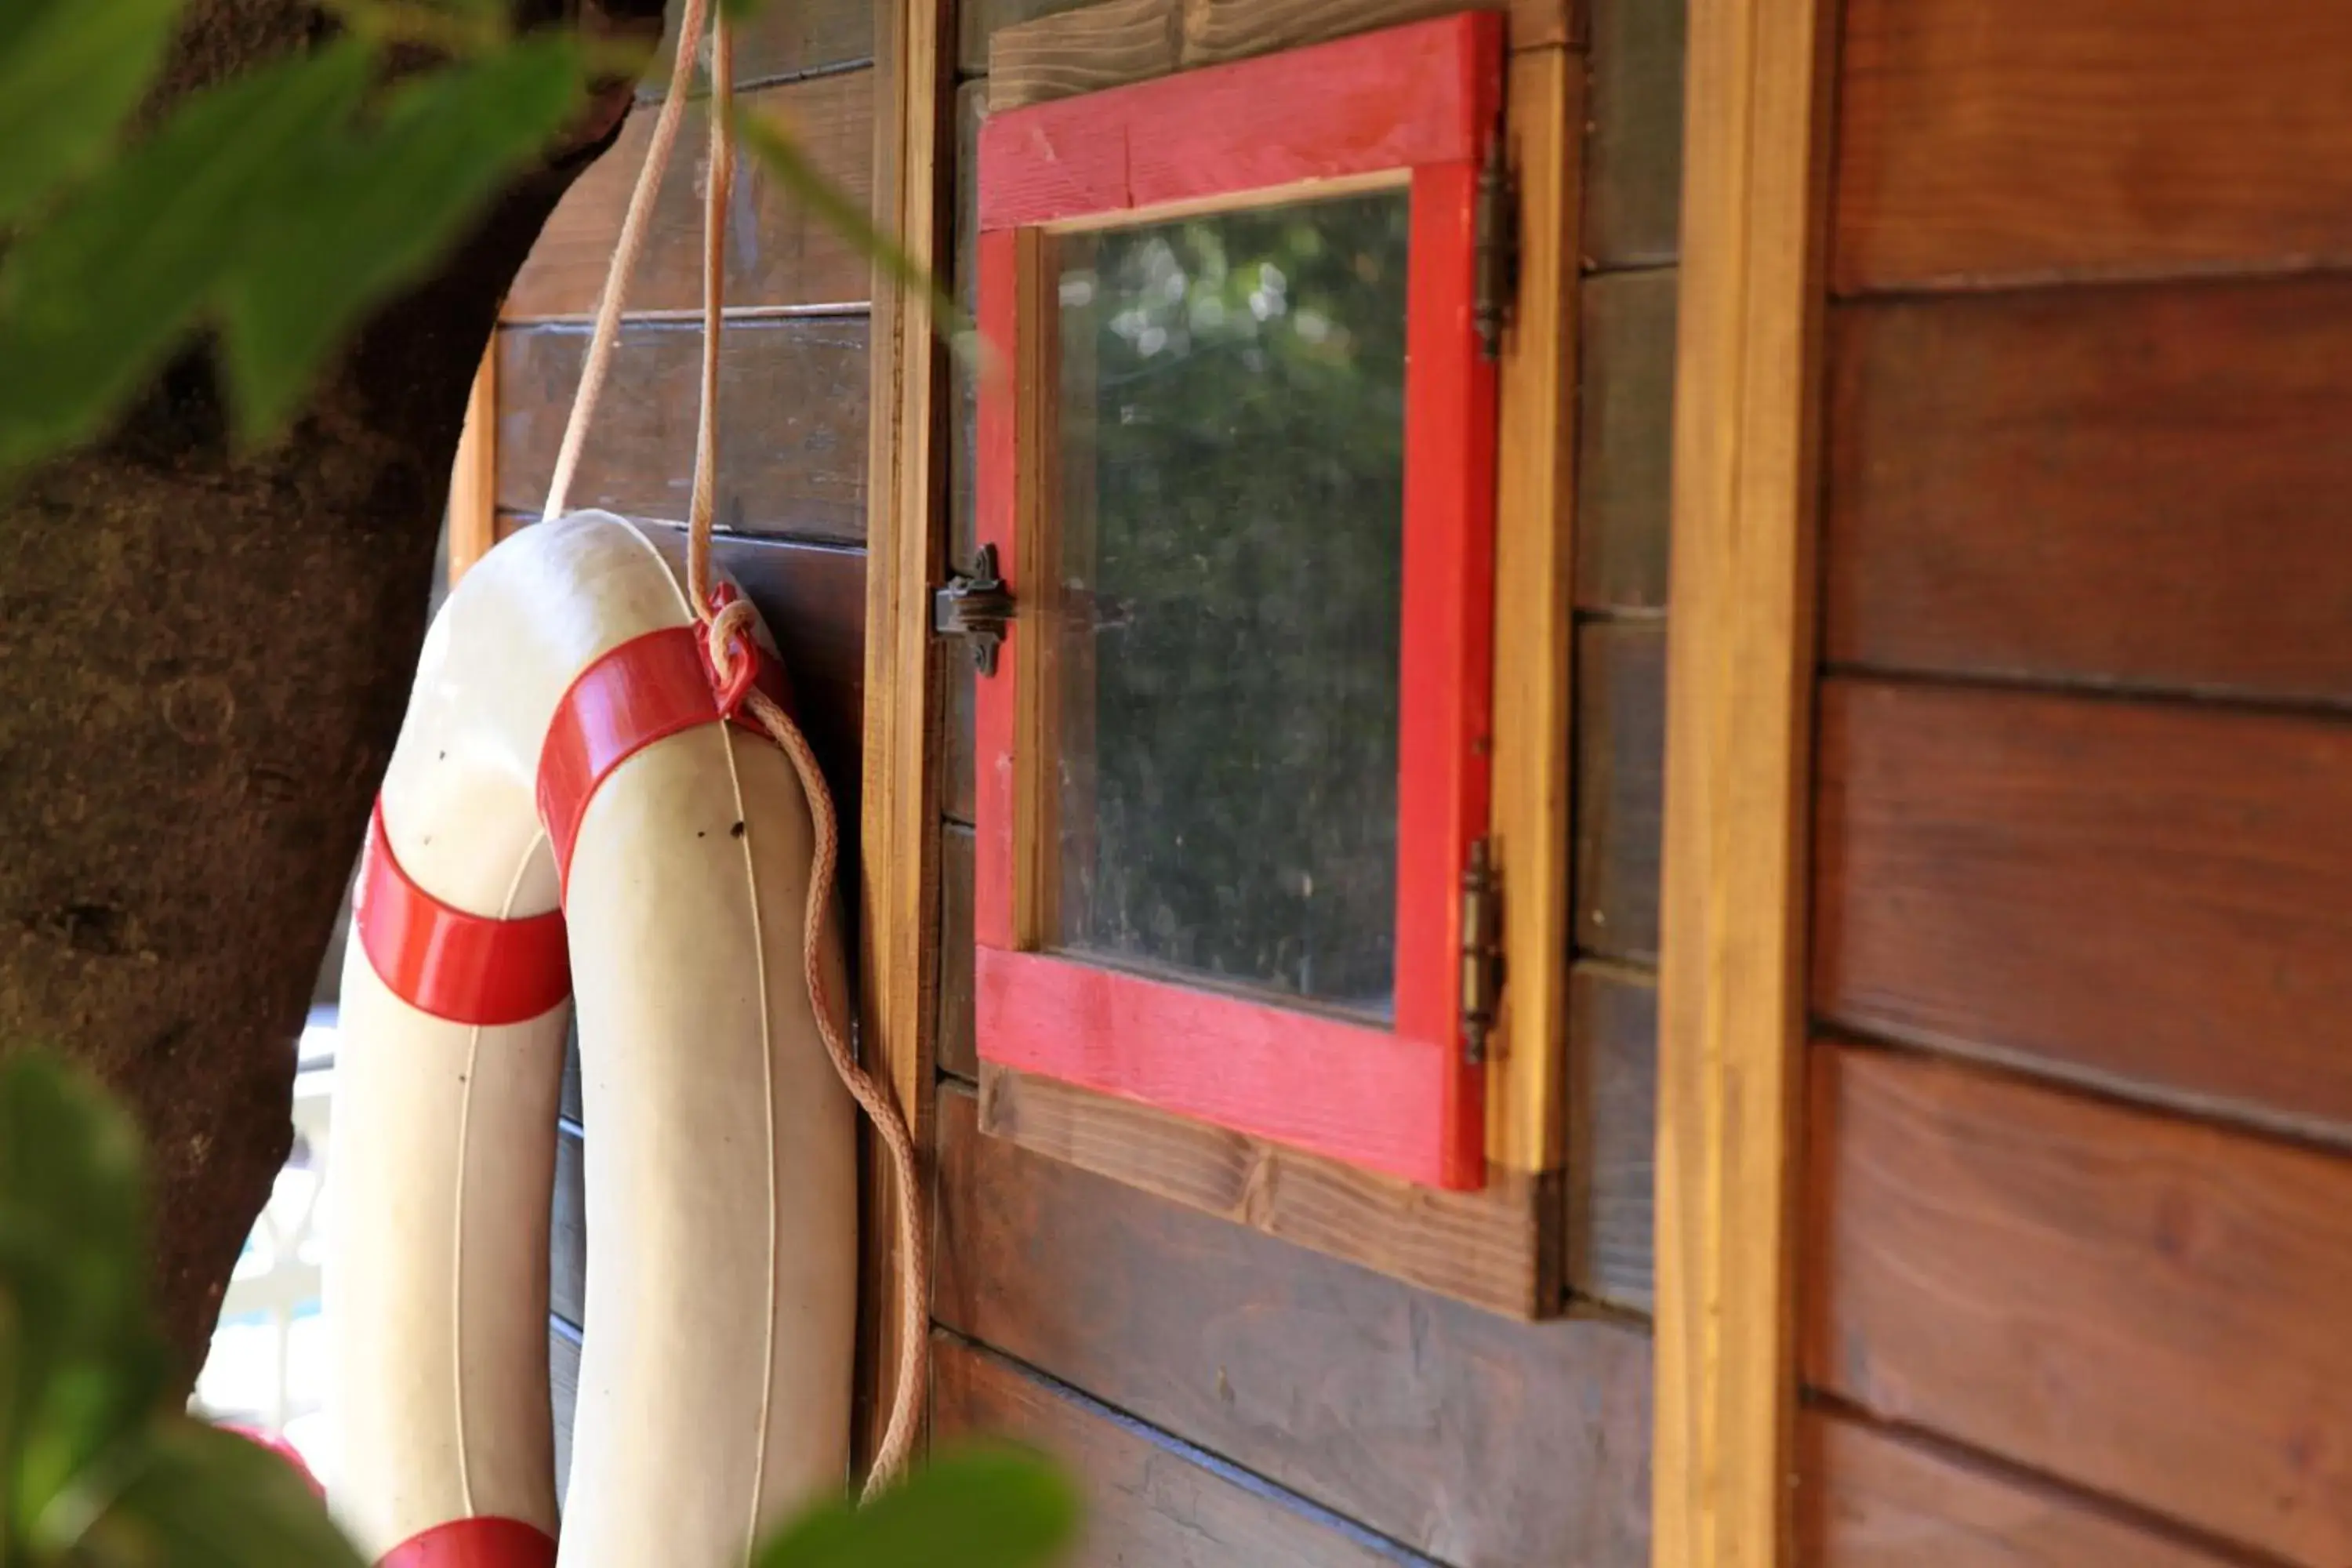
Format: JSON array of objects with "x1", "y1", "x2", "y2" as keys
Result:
[
  {"x1": 932, "y1": 543, "x2": 1014, "y2": 676},
  {"x1": 1472, "y1": 129, "x2": 1519, "y2": 361},
  {"x1": 1460, "y1": 837, "x2": 1504, "y2": 1065}
]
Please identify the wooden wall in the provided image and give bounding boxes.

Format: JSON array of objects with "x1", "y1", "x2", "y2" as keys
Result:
[
  {"x1": 1800, "y1": 3, "x2": 2352, "y2": 1563},
  {"x1": 929, "y1": 0, "x2": 1680, "y2": 1562},
  {"x1": 510, "y1": 5, "x2": 883, "y2": 1494}
]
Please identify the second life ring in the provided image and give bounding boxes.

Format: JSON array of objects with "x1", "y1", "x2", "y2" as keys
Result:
[{"x1": 325, "y1": 510, "x2": 858, "y2": 1567}]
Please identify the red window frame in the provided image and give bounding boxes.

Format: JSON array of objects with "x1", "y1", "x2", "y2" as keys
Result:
[{"x1": 973, "y1": 11, "x2": 1504, "y2": 1190}]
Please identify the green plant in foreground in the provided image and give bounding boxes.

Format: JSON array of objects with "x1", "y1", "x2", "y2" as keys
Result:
[
  {"x1": 0, "y1": 0, "x2": 957, "y2": 477},
  {"x1": 0, "y1": 1051, "x2": 1079, "y2": 1566}
]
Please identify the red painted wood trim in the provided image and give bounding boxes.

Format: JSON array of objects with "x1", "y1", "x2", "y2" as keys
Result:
[
  {"x1": 1396, "y1": 157, "x2": 1500, "y2": 1171},
  {"x1": 973, "y1": 18, "x2": 1503, "y2": 1189},
  {"x1": 534, "y1": 604, "x2": 788, "y2": 887},
  {"x1": 379, "y1": 1518, "x2": 557, "y2": 1568},
  {"x1": 978, "y1": 947, "x2": 1468, "y2": 1185},
  {"x1": 979, "y1": 12, "x2": 1502, "y2": 232},
  {"x1": 975, "y1": 227, "x2": 1022, "y2": 953},
  {"x1": 355, "y1": 799, "x2": 571, "y2": 1026}
]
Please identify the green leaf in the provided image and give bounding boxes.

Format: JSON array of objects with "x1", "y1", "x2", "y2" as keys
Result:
[
  {"x1": 0, "y1": 40, "x2": 372, "y2": 472},
  {"x1": 753, "y1": 1447, "x2": 1080, "y2": 1568},
  {"x1": 216, "y1": 35, "x2": 586, "y2": 438},
  {"x1": 728, "y1": 102, "x2": 970, "y2": 345},
  {"x1": 0, "y1": 1053, "x2": 166, "y2": 1531},
  {"x1": 44, "y1": 1417, "x2": 367, "y2": 1567},
  {"x1": 0, "y1": 0, "x2": 185, "y2": 224}
]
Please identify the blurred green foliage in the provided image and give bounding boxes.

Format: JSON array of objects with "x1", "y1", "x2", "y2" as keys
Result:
[{"x1": 0, "y1": 0, "x2": 949, "y2": 476}]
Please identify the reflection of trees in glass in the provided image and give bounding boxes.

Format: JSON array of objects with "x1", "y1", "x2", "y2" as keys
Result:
[{"x1": 1054, "y1": 191, "x2": 1409, "y2": 1017}]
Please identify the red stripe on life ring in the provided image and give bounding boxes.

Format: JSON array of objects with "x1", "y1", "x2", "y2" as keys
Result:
[
  {"x1": 354, "y1": 800, "x2": 572, "y2": 1026},
  {"x1": 379, "y1": 1517, "x2": 557, "y2": 1568},
  {"x1": 535, "y1": 593, "x2": 790, "y2": 887}
]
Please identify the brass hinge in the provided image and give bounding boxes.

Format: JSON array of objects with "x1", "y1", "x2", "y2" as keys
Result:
[
  {"x1": 932, "y1": 543, "x2": 1014, "y2": 676},
  {"x1": 1472, "y1": 129, "x2": 1519, "y2": 361},
  {"x1": 1460, "y1": 837, "x2": 1504, "y2": 1065}
]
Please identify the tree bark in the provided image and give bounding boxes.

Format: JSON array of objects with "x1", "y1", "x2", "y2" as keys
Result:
[{"x1": 0, "y1": 0, "x2": 666, "y2": 1380}]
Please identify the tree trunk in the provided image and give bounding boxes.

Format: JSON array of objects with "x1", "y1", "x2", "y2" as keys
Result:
[{"x1": 0, "y1": 0, "x2": 665, "y2": 1380}]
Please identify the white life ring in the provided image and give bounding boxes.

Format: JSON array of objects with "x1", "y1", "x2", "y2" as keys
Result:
[{"x1": 325, "y1": 510, "x2": 858, "y2": 1567}]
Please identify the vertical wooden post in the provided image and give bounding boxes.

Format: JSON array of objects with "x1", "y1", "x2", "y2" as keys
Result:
[
  {"x1": 858, "y1": 0, "x2": 954, "y2": 1479},
  {"x1": 446, "y1": 345, "x2": 499, "y2": 587},
  {"x1": 1486, "y1": 44, "x2": 1583, "y2": 1175},
  {"x1": 1651, "y1": 0, "x2": 1835, "y2": 1560}
]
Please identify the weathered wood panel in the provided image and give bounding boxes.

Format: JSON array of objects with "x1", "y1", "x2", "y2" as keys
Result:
[
  {"x1": 1799, "y1": 1413, "x2": 2238, "y2": 1568},
  {"x1": 1574, "y1": 269, "x2": 1675, "y2": 612},
  {"x1": 551, "y1": 1128, "x2": 586, "y2": 1330},
  {"x1": 1815, "y1": 678, "x2": 2352, "y2": 1138},
  {"x1": 1573, "y1": 619, "x2": 1664, "y2": 965},
  {"x1": 984, "y1": 0, "x2": 1570, "y2": 112},
  {"x1": 559, "y1": 1026, "x2": 583, "y2": 1127},
  {"x1": 979, "y1": 1065, "x2": 1560, "y2": 1317},
  {"x1": 1806, "y1": 1044, "x2": 2352, "y2": 1565},
  {"x1": 495, "y1": 318, "x2": 869, "y2": 543},
  {"x1": 934, "y1": 1085, "x2": 1653, "y2": 1566},
  {"x1": 1581, "y1": 0, "x2": 1683, "y2": 269},
  {"x1": 1565, "y1": 963, "x2": 1653, "y2": 1313},
  {"x1": 649, "y1": 0, "x2": 874, "y2": 91},
  {"x1": 507, "y1": 74, "x2": 877, "y2": 319},
  {"x1": 938, "y1": 822, "x2": 976, "y2": 1081},
  {"x1": 1835, "y1": 0, "x2": 2352, "y2": 293},
  {"x1": 934, "y1": 1336, "x2": 1438, "y2": 1566},
  {"x1": 694, "y1": 529, "x2": 869, "y2": 810},
  {"x1": 1824, "y1": 277, "x2": 2352, "y2": 703},
  {"x1": 960, "y1": 0, "x2": 1113, "y2": 78},
  {"x1": 550, "y1": 1320, "x2": 580, "y2": 1503}
]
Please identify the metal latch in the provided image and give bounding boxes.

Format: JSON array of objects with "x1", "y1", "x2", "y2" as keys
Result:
[
  {"x1": 1460, "y1": 837, "x2": 1504, "y2": 1065},
  {"x1": 1472, "y1": 129, "x2": 1519, "y2": 361},
  {"x1": 932, "y1": 543, "x2": 1014, "y2": 676}
]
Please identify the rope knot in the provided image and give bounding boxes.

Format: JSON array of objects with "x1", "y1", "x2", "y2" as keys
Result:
[{"x1": 699, "y1": 584, "x2": 762, "y2": 719}]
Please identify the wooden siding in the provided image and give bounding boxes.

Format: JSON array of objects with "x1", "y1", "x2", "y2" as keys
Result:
[
  {"x1": 1814, "y1": 677, "x2": 2352, "y2": 1142},
  {"x1": 1824, "y1": 274, "x2": 2352, "y2": 703},
  {"x1": 934, "y1": 1337, "x2": 1442, "y2": 1566},
  {"x1": 1834, "y1": 0, "x2": 2352, "y2": 294},
  {"x1": 1798, "y1": 1413, "x2": 2241, "y2": 1568},
  {"x1": 935, "y1": 1086, "x2": 1653, "y2": 1566},
  {"x1": 1807, "y1": 1045, "x2": 2352, "y2": 1564},
  {"x1": 494, "y1": 318, "x2": 871, "y2": 544},
  {"x1": 507, "y1": 72, "x2": 878, "y2": 319}
]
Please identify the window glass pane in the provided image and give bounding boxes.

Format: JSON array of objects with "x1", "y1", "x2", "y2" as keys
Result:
[{"x1": 1051, "y1": 189, "x2": 1409, "y2": 1018}]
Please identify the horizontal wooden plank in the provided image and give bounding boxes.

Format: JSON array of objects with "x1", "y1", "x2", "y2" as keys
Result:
[
  {"x1": 960, "y1": 0, "x2": 1116, "y2": 78},
  {"x1": 1581, "y1": 0, "x2": 1683, "y2": 268},
  {"x1": 1824, "y1": 276, "x2": 2352, "y2": 704},
  {"x1": 933, "y1": 1335, "x2": 1435, "y2": 1566},
  {"x1": 934, "y1": 1083, "x2": 1653, "y2": 1565},
  {"x1": 985, "y1": 0, "x2": 1566, "y2": 114},
  {"x1": 1834, "y1": 0, "x2": 2352, "y2": 292},
  {"x1": 1565, "y1": 962, "x2": 1654, "y2": 1313},
  {"x1": 495, "y1": 317, "x2": 869, "y2": 543},
  {"x1": 550, "y1": 1321, "x2": 580, "y2": 1504},
  {"x1": 508, "y1": 73, "x2": 876, "y2": 319},
  {"x1": 1806, "y1": 1044, "x2": 2352, "y2": 1564},
  {"x1": 1573, "y1": 618, "x2": 1664, "y2": 964},
  {"x1": 1573, "y1": 268, "x2": 1676, "y2": 612},
  {"x1": 978, "y1": 1065, "x2": 1562, "y2": 1316},
  {"x1": 938, "y1": 822, "x2": 976, "y2": 1081},
  {"x1": 1799, "y1": 1412, "x2": 2238, "y2": 1568},
  {"x1": 1814, "y1": 678, "x2": 2352, "y2": 1136},
  {"x1": 648, "y1": 0, "x2": 873, "y2": 90},
  {"x1": 551, "y1": 1127, "x2": 586, "y2": 1330}
]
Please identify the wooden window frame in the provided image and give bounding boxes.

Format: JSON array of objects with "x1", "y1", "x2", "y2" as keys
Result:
[{"x1": 972, "y1": 12, "x2": 1506, "y2": 1191}]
